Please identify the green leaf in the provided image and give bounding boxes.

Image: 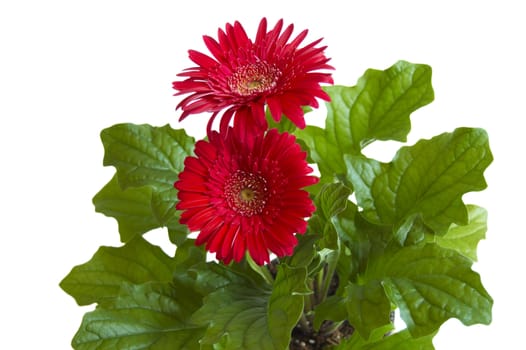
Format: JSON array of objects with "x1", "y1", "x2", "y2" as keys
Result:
[
  {"x1": 268, "y1": 265, "x2": 310, "y2": 343},
  {"x1": 310, "y1": 183, "x2": 351, "y2": 250},
  {"x1": 325, "y1": 61, "x2": 433, "y2": 153},
  {"x1": 193, "y1": 286, "x2": 269, "y2": 349},
  {"x1": 93, "y1": 175, "x2": 159, "y2": 241},
  {"x1": 344, "y1": 281, "x2": 392, "y2": 339},
  {"x1": 316, "y1": 183, "x2": 352, "y2": 221},
  {"x1": 152, "y1": 186, "x2": 190, "y2": 244},
  {"x1": 335, "y1": 208, "x2": 394, "y2": 284},
  {"x1": 93, "y1": 175, "x2": 188, "y2": 242},
  {"x1": 168, "y1": 227, "x2": 190, "y2": 246},
  {"x1": 172, "y1": 239, "x2": 207, "y2": 272},
  {"x1": 370, "y1": 244, "x2": 493, "y2": 337},
  {"x1": 344, "y1": 156, "x2": 385, "y2": 213},
  {"x1": 429, "y1": 204, "x2": 487, "y2": 261},
  {"x1": 60, "y1": 236, "x2": 176, "y2": 306},
  {"x1": 313, "y1": 295, "x2": 347, "y2": 330},
  {"x1": 295, "y1": 125, "x2": 347, "y2": 185},
  {"x1": 332, "y1": 202, "x2": 370, "y2": 285},
  {"x1": 190, "y1": 261, "x2": 265, "y2": 297},
  {"x1": 283, "y1": 234, "x2": 318, "y2": 268},
  {"x1": 151, "y1": 186, "x2": 181, "y2": 228},
  {"x1": 393, "y1": 213, "x2": 427, "y2": 246},
  {"x1": 364, "y1": 330, "x2": 436, "y2": 350},
  {"x1": 72, "y1": 283, "x2": 204, "y2": 350},
  {"x1": 348, "y1": 128, "x2": 492, "y2": 234},
  {"x1": 265, "y1": 106, "x2": 298, "y2": 133},
  {"x1": 296, "y1": 61, "x2": 433, "y2": 185},
  {"x1": 193, "y1": 265, "x2": 308, "y2": 350},
  {"x1": 338, "y1": 328, "x2": 436, "y2": 350},
  {"x1": 101, "y1": 123, "x2": 195, "y2": 189},
  {"x1": 94, "y1": 123, "x2": 193, "y2": 242}
]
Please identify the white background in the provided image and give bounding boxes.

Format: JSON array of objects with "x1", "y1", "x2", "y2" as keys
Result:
[{"x1": 1, "y1": 0, "x2": 524, "y2": 348}]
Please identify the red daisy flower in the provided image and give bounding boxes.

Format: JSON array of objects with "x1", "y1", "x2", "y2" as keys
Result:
[
  {"x1": 174, "y1": 126, "x2": 318, "y2": 265},
  {"x1": 173, "y1": 18, "x2": 333, "y2": 141}
]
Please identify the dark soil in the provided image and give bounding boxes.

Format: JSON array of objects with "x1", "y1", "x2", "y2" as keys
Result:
[{"x1": 290, "y1": 320, "x2": 354, "y2": 349}]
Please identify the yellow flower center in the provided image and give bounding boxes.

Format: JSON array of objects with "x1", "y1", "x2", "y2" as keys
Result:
[
  {"x1": 240, "y1": 188, "x2": 256, "y2": 201},
  {"x1": 224, "y1": 170, "x2": 269, "y2": 216}
]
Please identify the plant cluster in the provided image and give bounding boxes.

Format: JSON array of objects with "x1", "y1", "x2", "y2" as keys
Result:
[{"x1": 61, "y1": 18, "x2": 493, "y2": 349}]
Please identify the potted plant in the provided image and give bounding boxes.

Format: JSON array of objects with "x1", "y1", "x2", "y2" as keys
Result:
[{"x1": 61, "y1": 18, "x2": 492, "y2": 349}]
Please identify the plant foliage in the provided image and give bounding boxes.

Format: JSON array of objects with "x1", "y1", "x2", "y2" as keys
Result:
[{"x1": 61, "y1": 61, "x2": 492, "y2": 349}]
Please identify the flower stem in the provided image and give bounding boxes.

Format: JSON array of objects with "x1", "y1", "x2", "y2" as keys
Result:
[
  {"x1": 304, "y1": 288, "x2": 313, "y2": 313},
  {"x1": 316, "y1": 267, "x2": 325, "y2": 304},
  {"x1": 321, "y1": 320, "x2": 344, "y2": 336},
  {"x1": 319, "y1": 251, "x2": 339, "y2": 304},
  {"x1": 246, "y1": 253, "x2": 274, "y2": 284},
  {"x1": 298, "y1": 312, "x2": 311, "y2": 333},
  {"x1": 260, "y1": 265, "x2": 275, "y2": 284}
]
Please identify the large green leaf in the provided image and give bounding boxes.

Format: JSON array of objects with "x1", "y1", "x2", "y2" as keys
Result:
[
  {"x1": 338, "y1": 328, "x2": 436, "y2": 350},
  {"x1": 101, "y1": 123, "x2": 195, "y2": 189},
  {"x1": 295, "y1": 125, "x2": 347, "y2": 185},
  {"x1": 94, "y1": 123, "x2": 193, "y2": 242},
  {"x1": 368, "y1": 243, "x2": 492, "y2": 337},
  {"x1": 151, "y1": 186, "x2": 181, "y2": 227},
  {"x1": 152, "y1": 187, "x2": 189, "y2": 244},
  {"x1": 313, "y1": 295, "x2": 347, "y2": 330},
  {"x1": 344, "y1": 281, "x2": 392, "y2": 339},
  {"x1": 194, "y1": 287, "x2": 269, "y2": 349},
  {"x1": 60, "y1": 236, "x2": 176, "y2": 306},
  {"x1": 93, "y1": 175, "x2": 158, "y2": 241},
  {"x1": 428, "y1": 204, "x2": 487, "y2": 261},
  {"x1": 93, "y1": 175, "x2": 188, "y2": 242},
  {"x1": 347, "y1": 128, "x2": 492, "y2": 234},
  {"x1": 190, "y1": 261, "x2": 266, "y2": 297},
  {"x1": 268, "y1": 266, "x2": 310, "y2": 344},
  {"x1": 295, "y1": 61, "x2": 433, "y2": 184},
  {"x1": 72, "y1": 283, "x2": 204, "y2": 350},
  {"x1": 344, "y1": 157, "x2": 384, "y2": 212},
  {"x1": 172, "y1": 239, "x2": 206, "y2": 272},
  {"x1": 325, "y1": 61, "x2": 433, "y2": 152},
  {"x1": 192, "y1": 265, "x2": 308, "y2": 350}
]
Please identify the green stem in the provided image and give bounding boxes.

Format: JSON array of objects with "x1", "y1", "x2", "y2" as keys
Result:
[
  {"x1": 315, "y1": 267, "x2": 325, "y2": 304},
  {"x1": 298, "y1": 312, "x2": 311, "y2": 333},
  {"x1": 246, "y1": 253, "x2": 274, "y2": 284},
  {"x1": 321, "y1": 320, "x2": 344, "y2": 336},
  {"x1": 264, "y1": 257, "x2": 280, "y2": 284},
  {"x1": 259, "y1": 264, "x2": 274, "y2": 285},
  {"x1": 319, "y1": 251, "x2": 339, "y2": 305},
  {"x1": 304, "y1": 287, "x2": 313, "y2": 313}
]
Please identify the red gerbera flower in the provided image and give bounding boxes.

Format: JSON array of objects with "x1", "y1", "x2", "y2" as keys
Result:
[
  {"x1": 173, "y1": 18, "x2": 333, "y2": 141},
  {"x1": 174, "y1": 126, "x2": 318, "y2": 265}
]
